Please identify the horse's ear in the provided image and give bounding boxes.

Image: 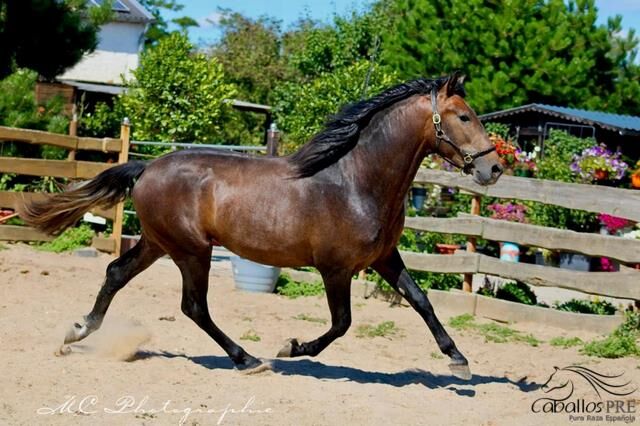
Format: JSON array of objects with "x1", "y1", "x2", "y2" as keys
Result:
[{"x1": 446, "y1": 71, "x2": 466, "y2": 98}]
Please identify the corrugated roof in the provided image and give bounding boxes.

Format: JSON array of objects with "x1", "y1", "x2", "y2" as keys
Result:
[{"x1": 479, "y1": 103, "x2": 640, "y2": 134}]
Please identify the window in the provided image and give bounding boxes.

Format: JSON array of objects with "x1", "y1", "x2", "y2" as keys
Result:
[{"x1": 91, "y1": 0, "x2": 130, "y2": 13}]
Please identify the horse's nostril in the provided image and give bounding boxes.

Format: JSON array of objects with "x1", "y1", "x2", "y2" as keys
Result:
[{"x1": 491, "y1": 164, "x2": 503, "y2": 176}]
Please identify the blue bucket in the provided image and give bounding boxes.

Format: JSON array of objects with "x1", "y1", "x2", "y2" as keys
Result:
[{"x1": 500, "y1": 242, "x2": 520, "y2": 262}]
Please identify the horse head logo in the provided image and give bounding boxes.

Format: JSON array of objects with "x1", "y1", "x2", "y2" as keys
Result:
[{"x1": 541, "y1": 365, "x2": 636, "y2": 400}]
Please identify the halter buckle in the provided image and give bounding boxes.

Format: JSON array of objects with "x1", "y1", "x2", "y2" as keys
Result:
[
  {"x1": 463, "y1": 153, "x2": 474, "y2": 164},
  {"x1": 432, "y1": 113, "x2": 441, "y2": 125}
]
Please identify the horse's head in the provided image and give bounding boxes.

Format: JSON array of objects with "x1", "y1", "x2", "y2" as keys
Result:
[{"x1": 427, "y1": 72, "x2": 502, "y2": 185}]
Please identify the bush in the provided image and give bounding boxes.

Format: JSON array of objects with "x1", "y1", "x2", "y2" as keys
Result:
[
  {"x1": 496, "y1": 281, "x2": 537, "y2": 305},
  {"x1": 120, "y1": 33, "x2": 236, "y2": 145},
  {"x1": 38, "y1": 225, "x2": 94, "y2": 253},
  {"x1": 273, "y1": 61, "x2": 397, "y2": 152},
  {"x1": 275, "y1": 273, "x2": 325, "y2": 298},
  {"x1": 581, "y1": 312, "x2": 640, "y2": 358},
  {"x1": 554, "y1": 298, "x2": 617, "y2": 315},
  {"x1": 525, "y1": 130, "x2": 598, "y2": 231}
]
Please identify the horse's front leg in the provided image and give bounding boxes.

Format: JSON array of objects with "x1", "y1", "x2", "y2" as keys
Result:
[
  {"x1": 372, "y1": 248, "x2": 471, "y2": 380},
  {"x1": 277, "y1": 268, "x2": 352, "y2": 358}
]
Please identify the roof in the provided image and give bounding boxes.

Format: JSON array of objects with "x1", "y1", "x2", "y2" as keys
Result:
[
  {"x1": 479, "y1": 103, "x2": 640, "y2": 134},
  {"x1": 90, "y1": 0, "x2": 154, "y2": 24},
  {"x1": 59, "y1": 80, "x2": 125, "y2": 95},
  {"x1": 58, "y1": 50, "x2": 139, "y2": 84}
]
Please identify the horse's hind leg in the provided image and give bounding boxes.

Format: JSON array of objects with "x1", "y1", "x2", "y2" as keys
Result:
[
  {"x1": 62, "y1": 236, "x2": 164, "y2": 347},
  {"x1": 277, "y1": 268, "x2": 352, "y2": 358},
  {"x1": 174, "y1": 251, "x2": 265, "y2": 371},
  {"x1": 372, "y1": 248, "x2": 471, "y2": 380}
]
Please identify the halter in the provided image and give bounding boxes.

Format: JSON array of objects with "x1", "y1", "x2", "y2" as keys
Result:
[{"x1": 430, "y1": 86, "x2": 496, "y2": 173}]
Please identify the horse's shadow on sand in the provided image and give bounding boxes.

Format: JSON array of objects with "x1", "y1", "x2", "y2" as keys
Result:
[{"x1": 134, "y1": 350, "x2": 539, "y2": 397}]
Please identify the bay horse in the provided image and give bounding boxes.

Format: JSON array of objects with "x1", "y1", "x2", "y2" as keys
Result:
[{"x1": 20, "y1": 73, "x2": 502, "y2": 379}]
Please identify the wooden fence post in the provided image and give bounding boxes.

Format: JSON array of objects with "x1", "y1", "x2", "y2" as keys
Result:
[
  {"x1": 67, "y1": 108, "x2": 78, "y2": 161},
  {"x1": 463, "y1": 195, "x2": 482, "y2": 292},
  {"x1": 112, "y1": 118, "x2": 131, "y2": 257},
  {"x1": 266, "y1": 122, "x2": 280, "y2": 156}
]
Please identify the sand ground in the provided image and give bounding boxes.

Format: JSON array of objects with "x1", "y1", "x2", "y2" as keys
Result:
[{"x1": 1, "y1": 243, "x2": 638, "y2": 426}]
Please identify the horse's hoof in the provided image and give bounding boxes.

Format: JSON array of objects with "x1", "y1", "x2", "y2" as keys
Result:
[
  {"x1": 449, "y1": 362, "x2": 472, "y2": 380},
  {"x1": 64, "y1": 322, "x2": 86, "y2": 344},
  {"x1": 276, "y1": 338, "x2": 298, "y2": 358},
  {"x1": 238, "y1": 359, "x2": 272, "y2": 375},
  {"x1": 55, "y1": 345, "x2": 72, "y2": 357}
]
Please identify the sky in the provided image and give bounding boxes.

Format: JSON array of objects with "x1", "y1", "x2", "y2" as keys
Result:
[{"x1": 164, "y1": 0, "x2": 640, "y2": 45}]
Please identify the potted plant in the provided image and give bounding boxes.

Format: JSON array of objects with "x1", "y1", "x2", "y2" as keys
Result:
[
  {"x1": 487, "y1": 202, "x2": 527, "y2": 262},
  {"x1": 622, "y1": 224, "x2": 640, "y2": 269},
  {"x1": 490, "y1": 134, "x2": 518, "y2": 174},
  {"x1": 630, "y1": 161, "x2": 640, "y2": 189},
  {"x1": 570, "y1": 144, "x2": 629, "y2": 183},
  {"x1": 230, "y1": 256, "x2": 281, "y2": 293},
  {"x1": 513, "y1": 146, "x2": 539, "y2": 177}
]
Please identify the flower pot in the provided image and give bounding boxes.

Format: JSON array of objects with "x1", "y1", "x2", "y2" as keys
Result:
[
  {"x1": 632, "y1": 174, "x2": 640, "y2": 189},
  {"x1": 594, "y1": 169, "x2": 609, "y2": 181},
  {"x1": 435, "y1": 243, "x2": 459, "y2": 255},
  {"x1": 230, "y1": 256, "x2": 280, "y2": 293},
  {"x1": 559, "y1": 253, "x2": 591, "y2": 271},
  {"x1": 514, "y1": 168, "x2": 532, "y2": 177},
  {"x1": 411, "y1": 187, "x2": 427, "y2": 210},
  {"x1": 499, "y1": 242, "x2": 520, "y2": 262}
]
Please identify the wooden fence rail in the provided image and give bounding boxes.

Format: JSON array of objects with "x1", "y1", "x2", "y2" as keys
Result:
[
  {"x1": 0, "y1": 123, "x2": 130, "y2": 255},
  {"x1": 406, "y1": 169, "x2": 640, "y2": 301},
  {"x1": 414, "y1": 169, "x2": 640, "y2": 222},
  {"x1": 405, "y1": 215, "x2": 640, "y2": 264}
]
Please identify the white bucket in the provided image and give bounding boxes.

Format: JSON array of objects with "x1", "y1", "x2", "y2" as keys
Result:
[{"x1": 230, "y1": 256, "x2": 280, "y2": 293}]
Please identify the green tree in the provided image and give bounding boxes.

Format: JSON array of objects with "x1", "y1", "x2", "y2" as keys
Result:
[
  {"x1": 273, "y1": 61, "x2": 397, "y2": 151},
  {"x1": 0, "y1": 69, "x2": 68, "y2": 133},
  {"x1": 137, "y1": 0, "x2": 197, "y2": 47},
  {"x1": 380, "y1": 0, "x2": 640, "y2": 115},
  {"x1": 120, "y1": 32, "x2": 236, "y2": 143},
  {"x1": 209, "y1": 12, "x2": 285, "y2": 104},
  {"x1": 0, "y1": 0, "x2": 108, "y2": 80}
]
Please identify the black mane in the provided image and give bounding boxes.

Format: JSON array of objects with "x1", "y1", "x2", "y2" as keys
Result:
[{"x1": 289, "y1": 75, "x2": 464, "y2": 178}]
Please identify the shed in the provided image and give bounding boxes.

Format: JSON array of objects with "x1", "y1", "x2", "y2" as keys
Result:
[{"x1": 479, "y1": 104, "x2": 640, "y2": 159}]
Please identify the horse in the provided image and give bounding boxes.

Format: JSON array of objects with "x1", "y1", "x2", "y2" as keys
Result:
[{"x1": 20, "y1": 72, "x2": 502, "y2": 379}]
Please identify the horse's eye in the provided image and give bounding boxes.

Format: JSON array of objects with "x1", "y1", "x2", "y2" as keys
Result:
[{"x1": 459, "y1": 115, "x2": 470, "y2": 122}]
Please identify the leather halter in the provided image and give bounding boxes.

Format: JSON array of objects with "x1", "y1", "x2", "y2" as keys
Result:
[{"x1": 430, "y1": 86, "x2": 496, "y2": 173}]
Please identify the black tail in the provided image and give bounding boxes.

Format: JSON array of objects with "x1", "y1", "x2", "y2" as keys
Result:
[{"x1": 19, "y1": 161, "x2": 147, "y2": 235}]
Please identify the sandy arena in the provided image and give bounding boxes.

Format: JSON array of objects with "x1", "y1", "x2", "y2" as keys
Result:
[{"x1": 1, "y1": 243, "x2": 638, "y2": 425}]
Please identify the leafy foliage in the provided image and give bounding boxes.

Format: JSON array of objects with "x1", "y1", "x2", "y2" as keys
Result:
[
  {"x1": 380, "y1": 0, "x2": 640, "y2": 115},
  {"x1": 496, "y1": 281, "x2": 537, "y2": 306},
  {"x1": 555, "y1": 298, "x2": 617, "y2": 315},
  {"x1": 275, "y1": 273, "x2": 325, "y2": 298},
  {"x1": 239, "y1": 329, "x2": 261, "y2": 342},
  {"x1": 524, "y1": 130, "x2": 598, "y2": 231},
  {"x1": 273, "y1": 61, "x2": 397, "y2": 152},
  {"x1": 38, "y1": 224, "x2": 94, "y2": 253},
  {"x1": 448, "y1": 314, "x2": 541, "y2": 346},
  {"x1": 581, "y1": 312, "x2": 640, "y2": 358},
  {"x1": 120, "y1": 33, "x2": 236, "y2": 143},
  {"x1": 549, "y1": 336, "x2": 584, "y2": 348},
  {"x1": 0, "y1": 0, "x2": 104, "y2": 80},
  {"x1": 356, "y1": 321, "x2": 399, "y2": 339},
  {"x1": 137, "y1": 0, "x2": 197, "y2": 47},
  {"x1": 0, "y1": 69, "x2": 68, "y2": 133}
]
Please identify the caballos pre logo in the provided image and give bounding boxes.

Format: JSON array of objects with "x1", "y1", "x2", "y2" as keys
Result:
[{"x1": 531, "y1": 365, "x2": 637, "y2": 423}]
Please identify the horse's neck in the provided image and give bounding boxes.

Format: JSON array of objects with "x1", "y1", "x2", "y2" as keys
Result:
[{"x1": 342, "y1": 98, "x2": 432, "y2": 217}]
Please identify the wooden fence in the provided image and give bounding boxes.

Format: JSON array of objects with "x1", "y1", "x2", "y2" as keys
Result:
[
  {"x1": 0, "y1": 124, "x2": 130, "y2": 255},
  {"x1": 402, "y1": 169, "x2": 640, "y2": 301}
]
